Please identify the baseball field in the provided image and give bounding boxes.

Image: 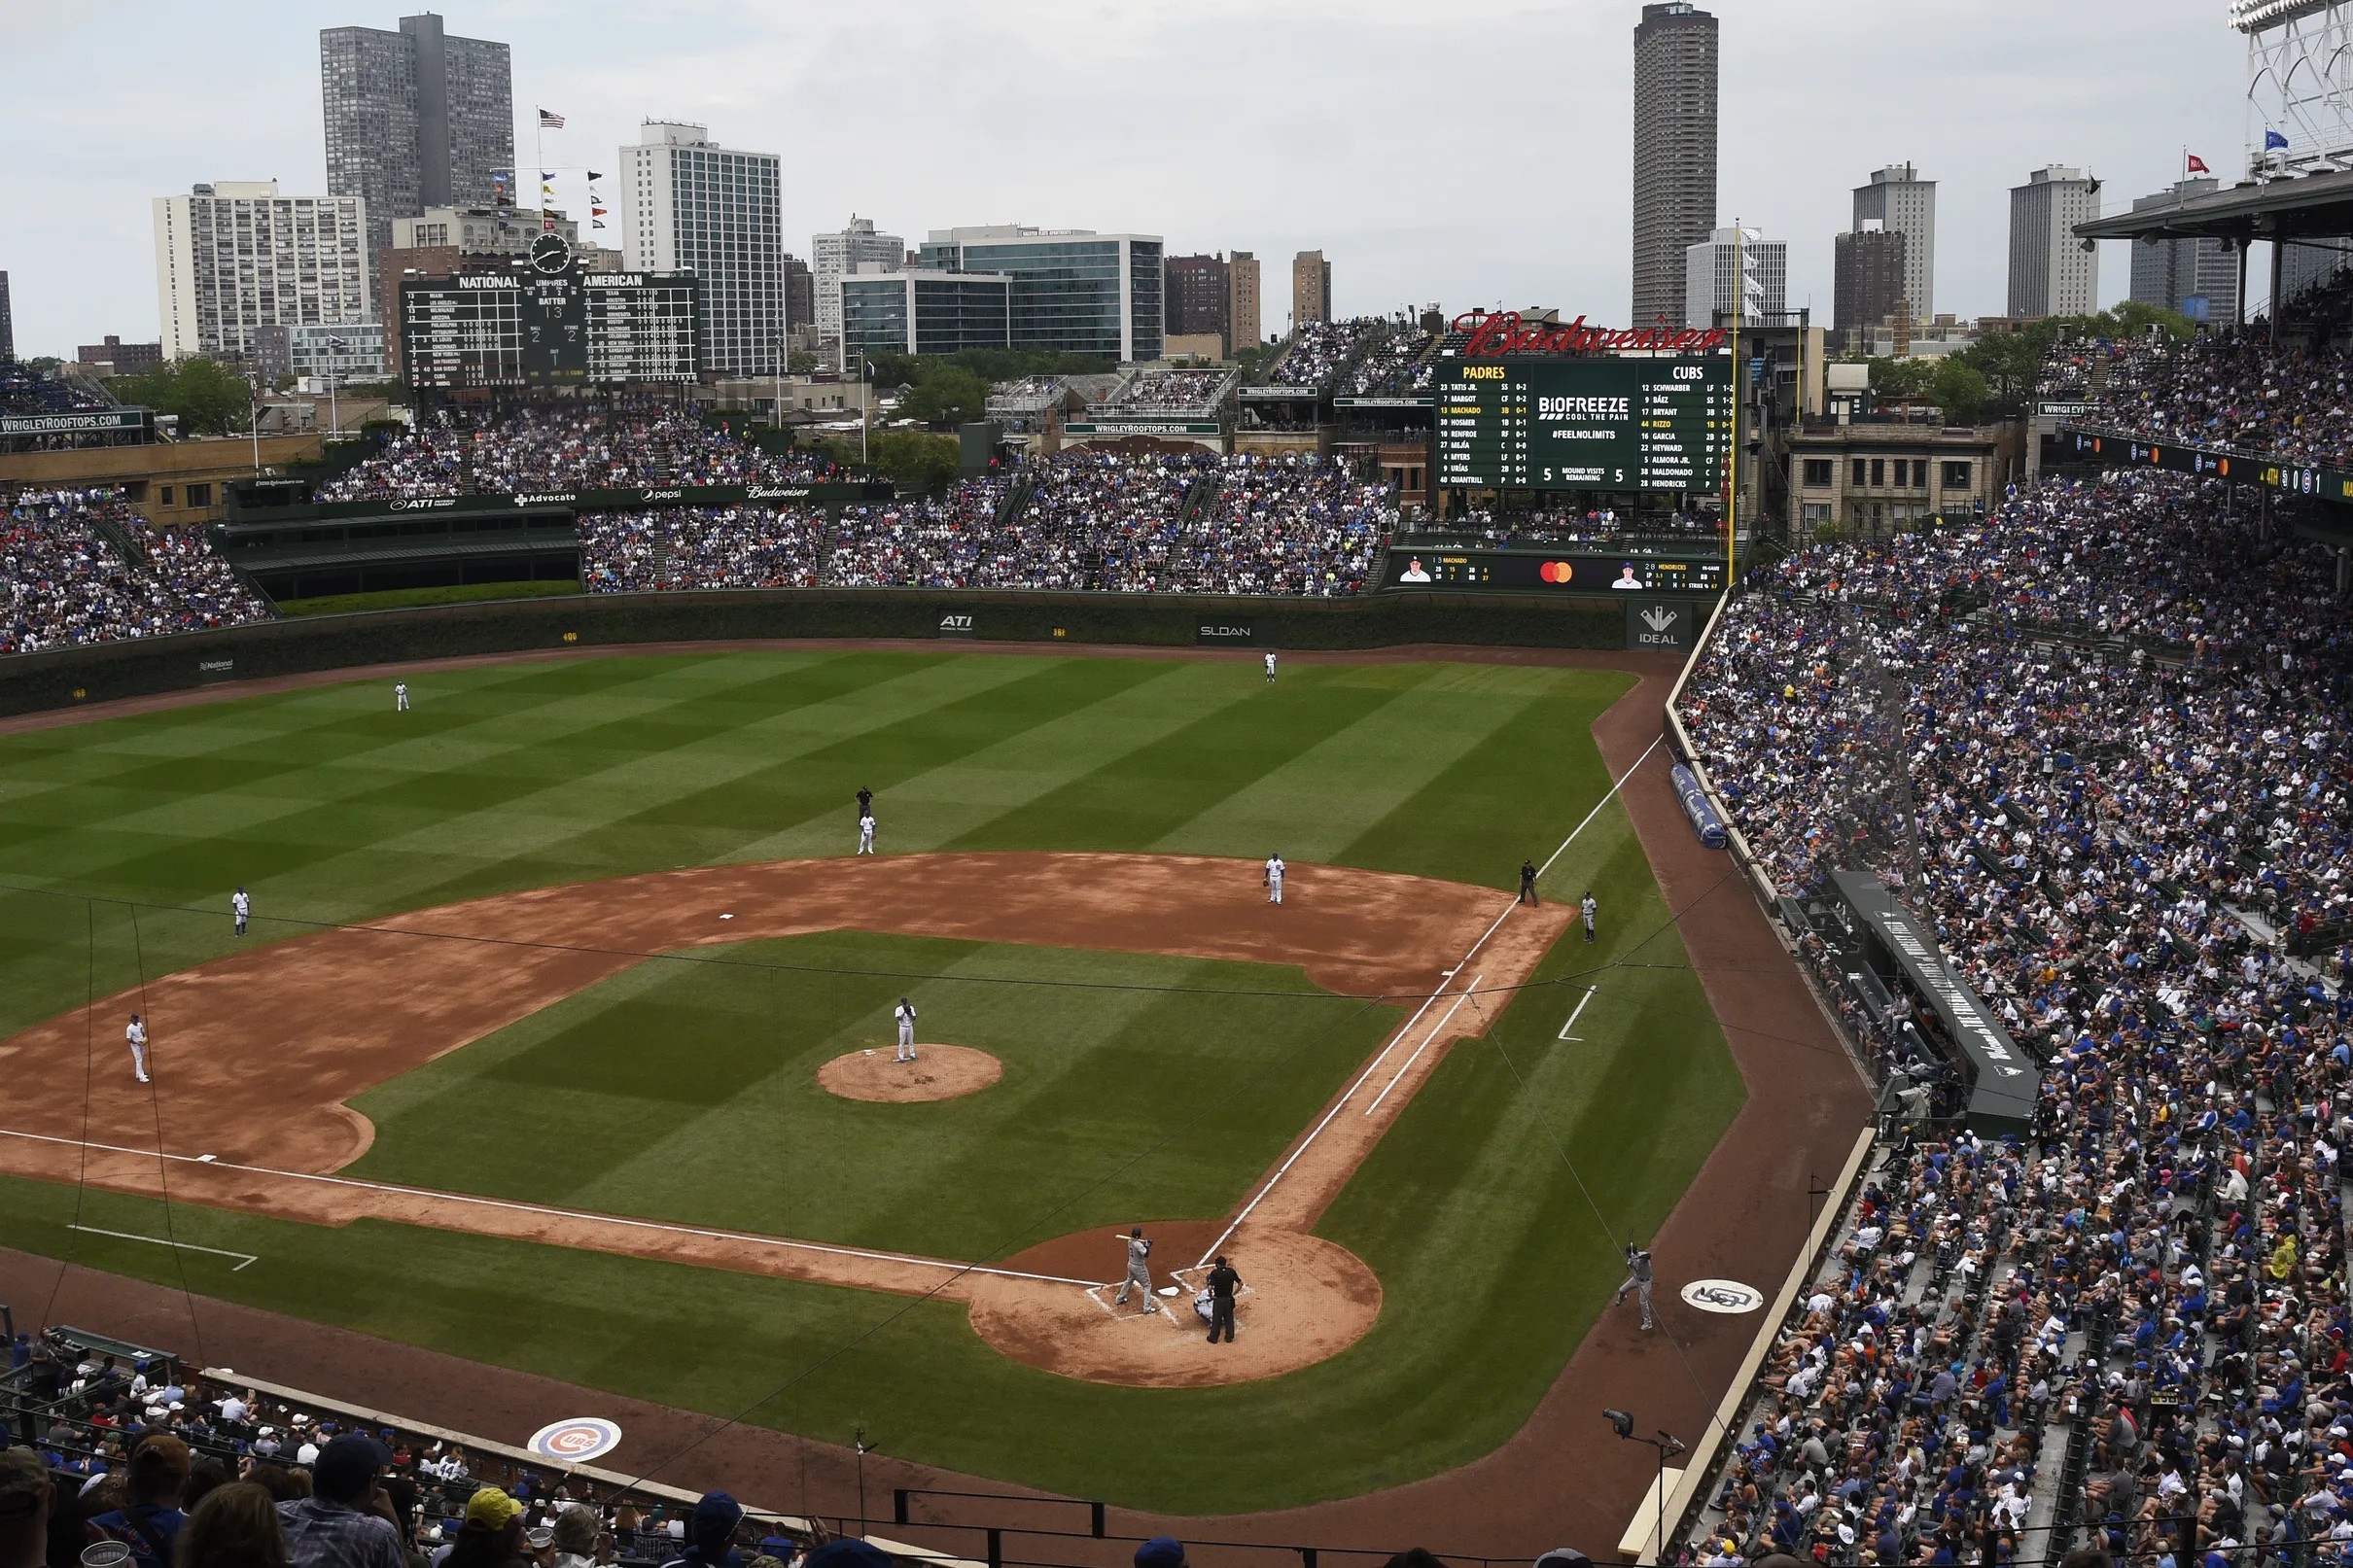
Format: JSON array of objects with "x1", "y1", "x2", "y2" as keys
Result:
[{"x1": 0, "y1": 645, "x2": 1744, "y2": 1515}]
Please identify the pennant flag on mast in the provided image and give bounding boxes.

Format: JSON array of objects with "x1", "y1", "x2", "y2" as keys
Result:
[
  {"x1": 539, "y1": 108, "x2": 565, "y2": 129},
  {"x1": 2186, "y1": 152, "x2": 2211, "y2": 175},
  {"x1": 2266, "y1": 128, "x2": 2291, "y2": 151}
]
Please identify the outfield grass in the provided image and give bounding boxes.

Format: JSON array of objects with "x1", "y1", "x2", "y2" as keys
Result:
[
  {"x1": 347, "y1": 932, "x2": 1399, "y2": 1258},
  {"x1": 0, "y1": 648, "x2": 1745, "y2": 1511}
]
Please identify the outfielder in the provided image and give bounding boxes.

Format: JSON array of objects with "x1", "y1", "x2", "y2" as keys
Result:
[
  {"x1": 1114, "y1": 1226, "x2": 1158, "y2": 1312},
  {"x1": 894, "y1": 996, "x2": 917, "y2": 1063},
  {"x1": 1614, "y1": 1240, "x2": 1655, "y2": 1330},
  {"x1": 1581, "y1": 890, "x2": 1598, "y2": 943},
  {"x1": 1263, "y1": 650, "x2": 1278, "y2": 683},
  {"x1": 395, "y1": 680, "x2": 410, "y2": 713},
  {"x1": 232, "y1": 886, "x2": 251, "y2": 936},
  {"x1": 857, "y1": 812, "x2": 876, "y2": 854},
  {"x1": 126, "y1": 1013, "x2": 150, "y2": 1084},
  {"x1": 1264, "y1": 853, "x2": 1285, "y2": 905}
]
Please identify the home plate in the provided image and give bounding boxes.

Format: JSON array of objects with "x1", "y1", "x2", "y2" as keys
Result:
[{"x1": 1157, "y1": 1285, "x2": 1180, "y2": 1297}]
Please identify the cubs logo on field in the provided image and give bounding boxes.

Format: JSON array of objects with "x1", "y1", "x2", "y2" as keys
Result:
[{"x1": 527, "y1": 1417, "x2": 623, "y2": 1463}]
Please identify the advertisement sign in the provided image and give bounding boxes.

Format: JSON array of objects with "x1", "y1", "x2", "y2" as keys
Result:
[
  {"x1": 1628, "y1": 599, "x2": 1698, "y2": 654},
  {"x1": 1194, "y1": 621, "x2": 1254, "y2": 645},
  {"x1": 937, "y1": 611, "x2": 976, "y2": 640},
  {"x1": 1383, "y1": 549, "x2": 1724, "y2": 595}
]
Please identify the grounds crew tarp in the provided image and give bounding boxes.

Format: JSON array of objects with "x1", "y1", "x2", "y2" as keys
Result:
[{"x1": 1830, "y1": 870, "x2": 2039, "y2": 1134}]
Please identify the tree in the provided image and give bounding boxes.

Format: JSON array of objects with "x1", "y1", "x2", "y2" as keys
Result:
[
  {"x1": 1930, "y1": 358, "x2": 1991, "y2": 425},
  {"x1": 807, "y1": 430, "x2": 962, "y2": 496},
  {"x1": 896, "y1": 366, "x2": 988, "y2": 428},
  {"x1": 1865, "y1": 356, "x2": 1935, "y2": 401},
  {"x1": 1948, "y1": 331, "x2": 2042, "y2": 419},
  {"x1": 113, "y1": 357, "x2": 255, "y2": 436},
  {"x1": 788, "y1": 348, "x2": 819, "y2": 374},
  {"x1": 24, "y1": 356, "x2": 63, "y2": 375}
]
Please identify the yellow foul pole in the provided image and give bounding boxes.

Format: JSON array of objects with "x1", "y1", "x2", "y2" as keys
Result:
[{"x1": 1727, "y1": 223, "x2": 1739, "y2": 590}]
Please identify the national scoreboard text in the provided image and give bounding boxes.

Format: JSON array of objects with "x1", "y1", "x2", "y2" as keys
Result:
[
  {"x1": 1435, "y1": 357, "x2": 1732, "y2": 492},
  {"x1": 401, "y1": 270, "x2": 699, "y2": 389}
]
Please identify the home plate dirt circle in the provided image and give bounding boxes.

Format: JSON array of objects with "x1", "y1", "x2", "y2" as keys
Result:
[
  {"x1": 818, "y1": 1045, "x2": 1001, "y2": 1103},
  {"x1": 965, "y1": 1225, "x2": 1382, "y2": 1387}
]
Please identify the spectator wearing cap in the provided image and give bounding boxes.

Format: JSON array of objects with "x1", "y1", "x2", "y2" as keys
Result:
[
  {"x1": 661, "y1": 1491, "x2": 744, "y2": 1568},
  {"x1": 180, "y1": 1481, "x2": 291, "y2": 1568},
  {"x1": 1135, "y1": 1537, "x2": 1186, "y2": 1568},
  {"x1": 87, "y1": 1432, "x2": 192, "y2": 1568},
  {"x1": 0, "y1": 1446, "x2": 52, "y2": 1568},
  {"x1": 276, "y1": 1433, "x2": 402, "y2": 1568},
  {"x1": 440, "y1": 1488, "x2": 531, "y2": 1568}
]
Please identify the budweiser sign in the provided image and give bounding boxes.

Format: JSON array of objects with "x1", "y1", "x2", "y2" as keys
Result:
[{"x1": 1453, "y1": 311, "x2": 1726, "y2": 357}]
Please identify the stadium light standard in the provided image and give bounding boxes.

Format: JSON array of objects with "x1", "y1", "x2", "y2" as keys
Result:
[{"x1": 1603, "y1": 1409, "x2": 1687, "y2": 1565}]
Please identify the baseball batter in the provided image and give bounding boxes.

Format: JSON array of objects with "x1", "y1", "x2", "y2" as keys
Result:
[
  {"x1": 1114, "y1": 1226, "x2": 1158, "y2": 1312},
  {"x1": 232, "y1": 886, "x2": 251, "y2": 936},
  {"x1": 894, "y1": 996, "x2": 917, "y2": 1063},
  {"x1": 857, "y1": 812, "x2": 876, "y2": 855},
  {"x1": 1615, "y1": 1240, "x2": 1656, "y2": 1330},
  {"x1": 395, "y1": 681, "x2": 410, "y2": 713},
  {"x1": 1264, "y1": 854, "x2": 1285, "y2": 905},
  {"x1": 126, "y1": 1013, "x2": 149, "y2": 1084}
]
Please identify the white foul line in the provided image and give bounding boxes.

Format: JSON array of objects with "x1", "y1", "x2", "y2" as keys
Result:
[
  {"x1": 1558, "y1": 986, "x2": 1598, "y2": 1041},
  {"x1": 1362, "y1": 975, "x2": 1480, "y2": 1119},
  {"x1": 66, "y1": 1223, "x2": 258, "y2": 1272},
  {"x1": 1194, "y1": 733, "x2": 1667, "y2": 1270},
  {"x1": 5, "y1": 1130, "x2": 1103, "y2": 1290}
]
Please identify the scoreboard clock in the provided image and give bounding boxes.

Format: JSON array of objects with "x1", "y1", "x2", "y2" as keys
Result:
[{"x1": 1434, "y1": 357, "x2": 1733, "y2": 493}]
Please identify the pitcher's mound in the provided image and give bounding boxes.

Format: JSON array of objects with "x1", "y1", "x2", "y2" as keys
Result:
[{"x1": 819, "y1": 1045, "x2": 1001, "y2": 1103}]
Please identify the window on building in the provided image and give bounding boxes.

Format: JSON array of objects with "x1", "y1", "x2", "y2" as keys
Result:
[
  {"x1": 1851, "y1": 458, "x2": 1868, "y2": 487},
  {"x1": 1802, "y1": 502, "x2": 1832, "y2": 527},
  {"x1": 1870, "y1": 457, "x2": 1885, "y2": 487},
  {"x1": 1803, "y1": 458, "x2": 1835, "y2": 488},
  {"x1": 185, "y1": 483, "x2": 211, "y2": 508},
  {"x1": 158, "y1": 486, "x2": 174, "y2": 506},
  {"x1": 1913, "y1": 462, "x2": 1929, "y2": 489},
  {"x1": 1942, "y1": 460, "x2": 1973, "y2": 489}
]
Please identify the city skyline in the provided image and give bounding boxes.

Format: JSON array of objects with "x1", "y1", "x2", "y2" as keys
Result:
[{"x1": 3, "y1": 0, "x2": 2244, "y2": 358}]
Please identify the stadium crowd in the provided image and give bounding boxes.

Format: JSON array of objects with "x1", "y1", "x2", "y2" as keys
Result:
[
  {"x1": 1106, "y1": 368, "x2": 1230, "y2": 413},
  {"x1": 1673, "y1": 465, "x2": 2353, "y2": 1567},
  {"x1": 318, "y1": 401, "x2": 833, "y2": 500},
  {"x1": 1266, "y1": 318, "x2": 1386, "y2": 388},
  {"x1": 2, "y1": 487, "x2": 271, "y2": 655},
  {"x1": 1339, "y1": 326, "x2": 1436, "y2": 396}
]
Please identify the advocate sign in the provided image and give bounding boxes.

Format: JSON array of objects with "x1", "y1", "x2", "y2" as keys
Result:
[{"x1": 1452, "y1": 310, "x2": 1728, "y2": 358}]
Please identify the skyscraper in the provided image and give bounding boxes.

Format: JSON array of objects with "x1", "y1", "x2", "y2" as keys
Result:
[
  {"x1": 1229, "y1": 252, "x2": 1262, "y2": 352},
  {"x1": 619, "y1": 122, "x2": 786, "y2": 375},
  {"x1": 2008, "y1": 165, "x2": 2100, "y2": 319},
  {"x1": 813, "y1": 218, "x2": 905, "y2": 350},
  {"x1": 1851, "y1": 164, "x2": 1936, "y2": 325},
  {"x1": 0, "y1": 271, "x2": 12, "y2": 362},
  {"x1": 1166, "y1": 254, "x2": 1232, "y2": 345},
  {"x1": 321, "y1": 14, "x2": 513, "y2": 274},
  {"x1": 1632, "y1": 3, "x2": 1718, "y2": 329},
  {"x1": 1683, "y1": 226, "x2": 1786, "y2": 330},
  {"x1": 1834, "y1": 222, "x2": 1909, "y2": 339},
  {"x1": 915, "y1": 226, "x2": 1163, "y2": 361},
  {"x1": 2128, "y1": 178, "x2": 2239, "y2": 323},
  {"x1": 153, "y1": 182, "x2": 371, "y2": 363},
  {"x1": 1291, "y1": 250, "x2": 1331, "y2": 327},
  {"x1": 782, "y1": 255, "x2": 815, "y2": 332}
]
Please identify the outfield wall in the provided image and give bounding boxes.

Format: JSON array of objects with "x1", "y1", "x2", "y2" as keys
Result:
[{"x1": 0, "y1": 589, "x2": 1632, "y2": 718}]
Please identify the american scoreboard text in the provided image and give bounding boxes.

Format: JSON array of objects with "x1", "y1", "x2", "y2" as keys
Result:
[
  {"x1": 401, "y1": 270, "x2": 699, "y2": 388},
  {"x1": 1436, "y1": 357, "x2": 1733, "y2": 492},
  {"x1": 1382, "y1": 548, "x2": 1726, "y2": 594}
]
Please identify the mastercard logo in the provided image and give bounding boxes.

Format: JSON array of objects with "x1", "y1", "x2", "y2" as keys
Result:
[{"x1": 1537, "y1": 561, "x2": 1576, "y2": 584}]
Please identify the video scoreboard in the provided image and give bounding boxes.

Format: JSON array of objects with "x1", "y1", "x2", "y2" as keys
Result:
[
  {"x1": 1436, "y1": 357, "x2": 1732, "y2": 492},
  {"x1": 402, "y1": 269, "x2": 699, "y2": 389}
]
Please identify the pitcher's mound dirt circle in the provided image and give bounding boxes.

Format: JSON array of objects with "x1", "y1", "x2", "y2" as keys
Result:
[
  {"x1": 818, "y1": 1045, "x2": 1001, "y2": 1103},
  {"x1": 966, "y1": 1226, "x2": 1382, "y2": 1388}
]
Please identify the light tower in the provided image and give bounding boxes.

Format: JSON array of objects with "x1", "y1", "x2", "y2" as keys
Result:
[{"x1": 2234, "y1": 0, "x2": 2353, "y2": 177}]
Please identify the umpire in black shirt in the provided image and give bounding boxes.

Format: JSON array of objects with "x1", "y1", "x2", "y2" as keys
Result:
[{"x1": 1206, "y1": 1255, "x2": 1242, "y2": 1343}]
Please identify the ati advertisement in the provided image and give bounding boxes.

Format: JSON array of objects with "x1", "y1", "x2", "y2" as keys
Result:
[{"x1": 1383, "y1": 549, "x2": 1725, "y2": 595}]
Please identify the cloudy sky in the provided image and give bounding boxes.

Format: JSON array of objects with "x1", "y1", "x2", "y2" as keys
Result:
[{"x1": 4, "y1": 0, "x2": 2252, "y2": 358}]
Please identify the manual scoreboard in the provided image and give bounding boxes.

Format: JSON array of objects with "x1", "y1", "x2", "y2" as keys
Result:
[
  {"x1": 402, "y1": 261, "x2": 699, "y2": 389},
  {"x1": 1435, "y1": 357, "x2": 1732, "y2": 492}
]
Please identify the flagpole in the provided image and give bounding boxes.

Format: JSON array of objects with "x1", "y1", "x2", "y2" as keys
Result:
[{"x1": 1728, "y1": 222, "x2": 1739, "y2": 590}]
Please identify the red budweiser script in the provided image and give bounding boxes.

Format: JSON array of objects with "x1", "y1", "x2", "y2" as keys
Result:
[{"x1": 1453, "y1": 311, "x2": 1727, "y2": 357}]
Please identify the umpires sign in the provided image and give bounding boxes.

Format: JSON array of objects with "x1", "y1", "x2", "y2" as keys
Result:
[
  {"x1": 1625, "y1": 599, "x2": 1694, "y2": 653},
  {"x1": 1195, "y1": 621, "x2": 1254, "y2": 645},
  {"x1": 937, "y1": 611, "x2": 976, "y2": 640}
]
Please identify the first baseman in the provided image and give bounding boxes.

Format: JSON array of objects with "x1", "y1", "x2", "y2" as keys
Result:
[
  {"x1": 1615, "y1": 1240, "x2": 1655, "y2": 1330},
  {"x1": 126, "y1": 1013, "x2": 150, "y2": 1084},
  {"x1": 1264, "y1": 853, "x2": 1285, "y2": 905},
  {"x1": 1115, "y1": 1226, "x2": 1158, "y2": 1312},
  {"x1": 894, "y1": 996, "x2": 918, "y2": 1063},
  {"x1": 395, "y1": 680, "x2": 410, "y2": 712},
  {"x1": 857, "y1": 812, "x2": 876, "y2": 854},
  {"x1": 232, "y1": 886, "x2": 251, "y2": 936}
]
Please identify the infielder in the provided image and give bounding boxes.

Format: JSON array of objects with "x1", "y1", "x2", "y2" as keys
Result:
[
  {"x1": 1263, "y1": 853, "x2": 1285, "y2": 905},
  {"x1": 1263, "y1": 650, "x2": 1278, "y2": 683},
  {"x1": 395, "y1": 680, "x2": 410, "y2": 713},
  {"x1": 1581, "y1": 890, "x2": 1598, "y2": 943},
  {"x1": 857, "y1": 812, "x2": 876, "y2": 854},
  {"x1": 126, "y1": 1013, "x2": 150, "y2": 1084},
  {"x1": 232, "y1": 886, "x2": 251, "y2": 936},
  {"x1": 894, "y1": 996, "x2": 917, "y2": 1063},
  {"x1": 1614, "y1": 1240, "x2": 1656, "y2": 1330},
  {"x1": 1114, "y1": 1226, "x2": 1158, "y2": 1312}
]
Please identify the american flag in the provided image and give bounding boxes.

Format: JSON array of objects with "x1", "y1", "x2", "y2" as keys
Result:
[{"x1": 538, "y1": 108, "x2": 565, "y2": 129}]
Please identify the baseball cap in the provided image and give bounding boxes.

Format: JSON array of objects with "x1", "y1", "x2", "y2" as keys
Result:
[
  {"x1": 0, "y1": 1447, "x2": 50, "y2": 1522},
  {"x1": 692, "y1": 1490, "x2": 743, "y2": 1536},
  {"x1": 1136, "y1": 1537, "x2": 1187, "y2": 1568},
  {"x1": 1533, "y1": 1551, "x2": 1593, "y2": 1568},
  {"x1": 313, "y1": 1433, "x2": 391, "y2": 1503},
  {"x1": 465, "y1": 1487, "x2": 526, "y2": 1530}
]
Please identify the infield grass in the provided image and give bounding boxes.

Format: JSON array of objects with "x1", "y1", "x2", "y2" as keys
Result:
[{"x1": 0, "y1": 647, "x2": 1746, "y2": 1511}]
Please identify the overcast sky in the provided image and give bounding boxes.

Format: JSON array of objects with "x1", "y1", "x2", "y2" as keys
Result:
[{"x1": 2, "y1": 0, "x2": 2254, "y2": 358}]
